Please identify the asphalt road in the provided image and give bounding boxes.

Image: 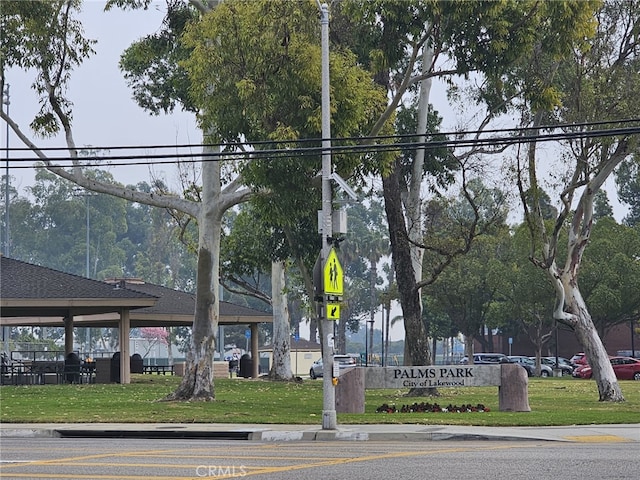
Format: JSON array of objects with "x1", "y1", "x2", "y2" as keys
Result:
[{"x1": 1, "y1": 437, "x2": 638, "y2": 480}]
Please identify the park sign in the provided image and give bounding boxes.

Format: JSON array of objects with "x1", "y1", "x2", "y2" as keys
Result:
[
  {"x1": 364, "y1": 365, "x2": 503, "y2": 389},
  {"x1": 336, "y1": 364, "x2": 530, "y2": 413}
]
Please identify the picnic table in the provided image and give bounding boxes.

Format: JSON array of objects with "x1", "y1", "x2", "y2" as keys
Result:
[{"x1": 142, "y1": 365, "x2": 175, "y2": 375}]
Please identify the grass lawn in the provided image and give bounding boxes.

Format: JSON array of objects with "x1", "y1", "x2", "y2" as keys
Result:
[{"x1": 1, "y1": 375, "x2": 639, "y2": 426}]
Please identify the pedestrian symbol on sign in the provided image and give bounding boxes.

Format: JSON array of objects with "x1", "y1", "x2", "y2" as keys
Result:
[{"x1": 323, "y1": 248, "x2": 343, "y2": 297}]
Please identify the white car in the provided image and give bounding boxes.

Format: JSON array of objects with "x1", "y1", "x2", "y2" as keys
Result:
[{"x1": 309, "y1": 355, "x2": 357, "y2": 379}]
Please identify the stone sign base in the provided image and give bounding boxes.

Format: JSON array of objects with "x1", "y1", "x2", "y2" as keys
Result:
[
  {"x1": 336, "y1": 368, "x2": 365, "y2": 413},
  {"x1": 334, "y1": 363, "x2": 530, "y2": 413}
]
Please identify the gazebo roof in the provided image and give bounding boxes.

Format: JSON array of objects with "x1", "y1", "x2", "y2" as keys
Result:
[
  {"x1": 0, "y1": 256, "x2": 156, "y2": 318},
  {"x1": 0, "y1": 256, "x2": 272, "y2": 327}
]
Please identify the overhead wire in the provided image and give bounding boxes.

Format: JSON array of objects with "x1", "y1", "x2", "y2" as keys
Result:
[{"x1": 4, "y1": 118, "x2": 640, "y2": 169}]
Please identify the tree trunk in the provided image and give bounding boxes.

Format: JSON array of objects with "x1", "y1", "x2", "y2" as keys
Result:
[
  {"x1": 561, "y1": 274, "x2": 624, "y2": 401},
  {"x1": 463, "y1": 333, "x2": 475, "y2": 363},
  {"x1": 309, "y1": 319, "x2": 318, "y2": 344},
  {"x1": 383, "y1": 164, "x2": 434, "y2": 397},
  {"x1": 166, "y1": 327, "x2": 174, "y2": 366},
  {"x1": 336, "y1": 317, "x2": 346, "y2": 355},
  {"x1": 164, "y1": 150, "x2": 221, "y2": 401},
  {"x1": 269, "y1": 260, "x2": 293, "y2": 380}
]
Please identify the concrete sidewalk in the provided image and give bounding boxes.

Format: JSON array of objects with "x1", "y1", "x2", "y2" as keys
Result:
[{"x1": 1, "y1": 422, "x2": 638, "y2": 443}]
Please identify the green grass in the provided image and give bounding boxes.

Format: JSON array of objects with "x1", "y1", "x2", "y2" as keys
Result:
[{"x1": 1, "y1": 375, "x2": 639, "y2": 426}]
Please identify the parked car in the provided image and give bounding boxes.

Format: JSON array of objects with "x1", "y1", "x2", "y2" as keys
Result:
[
  {"x1": 539, "y1": 357, "x2": 574, "y2": 376},
  {"x1": 573, "y1": 356, "x2": 640, "y2": 380},
  {"x1": 508, "y1": 356, "x2": 552, "y2": 377},
  {"x1": 459, "y1": 353, "x2": 511, "y2": 365},
  {"x1": 309, "y1": 355, "x2": 357, "y2": 379},
  {"x1": 570, "y1": 352, "x2": 588, "y2": 368}
]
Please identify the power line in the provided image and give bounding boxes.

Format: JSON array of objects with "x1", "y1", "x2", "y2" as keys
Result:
[
  {"x1": 5, "y1": 119, "x2": 640, "y2": 169},
  {"x1": 6, "y1": 117, "x2": 640, "y2": 153}
]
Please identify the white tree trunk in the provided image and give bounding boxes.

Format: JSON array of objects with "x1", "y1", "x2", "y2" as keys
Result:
[
  {"x1": 557, "y1": 269, "x2": 624, "y2": 401},
  {"x1": 167, "y1": 148, "x2": 222, "y2": 400},
  {"x1": 407, "y1": 41, "x2": 434, "y2": 284},
  {"x1": 270, "y1": 260, "x2": 293, "y2": 380}
]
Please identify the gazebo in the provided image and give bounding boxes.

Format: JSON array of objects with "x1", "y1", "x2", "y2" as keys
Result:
[{"x1": 0, "y1": 256, "x2": 272, "y2": 382}]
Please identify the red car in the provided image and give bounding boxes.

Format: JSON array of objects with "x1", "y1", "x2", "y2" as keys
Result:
[
  {"x1": 573, "y1": 356, "x2": 640, "y2": 380},
  {"x1": 570, "y1": 352, "x2": 588, "y2": 367}
]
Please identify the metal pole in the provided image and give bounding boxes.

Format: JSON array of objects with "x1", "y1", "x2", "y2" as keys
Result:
[
  {"x1": 85, "y1": 193, "x2": 91, "y2": 355},
  {"x1": 3, "y1": 84, "x2": 9, "y2": 257},
  {"x1": 85, "y1": 194, "x2": 90, "y2": 278},
  {"x1": 2, "y1": 84, "x2": 9, "y2": 356},
  {"x1": 317, "y1": 1, "x2": 336, "y2": 430}
]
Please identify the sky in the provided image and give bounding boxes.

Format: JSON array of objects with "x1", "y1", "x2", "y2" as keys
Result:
[{"x1": 4, "y1": 1, "x2": 198, "y2": 192}]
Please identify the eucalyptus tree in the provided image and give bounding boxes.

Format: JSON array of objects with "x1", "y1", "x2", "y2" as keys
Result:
[
  {"x1": 183, "y1": 0, "x2": 390, "y2": 376},
  {"x1": 515, "y1": 0, "x2": 639, "y2": 401},
  {"x1": 1, "y1": 0, "x2": 250, "y2": 401},
  {"x1": 16, "y1": 169, "x2": 130, "y2": 278},
  {"x1": 220, "y1": 204, "x2": 293, "y2": 380},
  {"x1": 335, "y1": 0, "x2": 598, "y2": 372}
]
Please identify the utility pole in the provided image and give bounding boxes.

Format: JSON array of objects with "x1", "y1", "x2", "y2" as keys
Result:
[
  {"x1": 3, "y1": 84, "x2": 10, "y2": 257},
  {"x1": 2, "y1": 83, "x2": 9, "y2": 356},
  {"x1": 317, "y1": 1, "x2": 336, "y2": 431}
]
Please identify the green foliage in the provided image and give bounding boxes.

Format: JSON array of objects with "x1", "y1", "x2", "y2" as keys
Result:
[
  {"x1": 581, "y1": 217, "x2": 640, "y2": 336},
  {"x1": 181, "y1": 0, "x2": 389, "y2": 177},
  {"x1": 340, "y1": 0, "x2": 598, "y2": 113},
  {"x1": 5, "y1": 169, "x2": 196, "y2": 286},
  {"x1": 421, "y1": 180, "x2": 511, "y2": 346},
  {"x1": 118, "y1": 0, "x2": 199, "y2": 114}
]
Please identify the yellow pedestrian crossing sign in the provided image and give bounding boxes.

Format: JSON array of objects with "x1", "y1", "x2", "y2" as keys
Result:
[
  {"x1": 326, "y1": 303, "x2": 340, "y2": 320},
  {"x1": 323, "y1": 248, "x2": 343, "y2": 297}
]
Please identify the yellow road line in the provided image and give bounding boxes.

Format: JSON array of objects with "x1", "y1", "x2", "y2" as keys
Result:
[
  {"x1": 563, "y1": 435, "x2": 630, "y2": 443},
  {"x1": 0, "y1": 444, "x2": 529, "y2": 480}
]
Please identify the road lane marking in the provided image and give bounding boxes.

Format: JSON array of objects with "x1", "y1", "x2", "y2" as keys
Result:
[{"x1": 563, "y1": 435, "x2": 630, "y2": 443}]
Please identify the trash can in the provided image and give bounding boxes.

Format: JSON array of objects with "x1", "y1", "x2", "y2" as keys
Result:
[
  {"x1": 239, "y1": 353, "x2": 252, "y2": 378},
  {"x1": 130, "y1": 354, "x2": 143, "y2": 374},
  {"x1": 94, "y1": 358, "x2": 111, "y2": 383},
  {"x1": 110, "y1": 352, "x2": 121, "y2": 383},
  {"x1": 64, "y1": 353, "x2": 81, "y2": 384}
]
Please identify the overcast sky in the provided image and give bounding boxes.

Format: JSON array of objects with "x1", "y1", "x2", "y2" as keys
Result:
[{"x1": 4, "y1": 1, "x2": 198, "y2": 192}]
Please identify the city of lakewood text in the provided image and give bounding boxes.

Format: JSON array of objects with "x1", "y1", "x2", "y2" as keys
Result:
[{"x1": 393, "y1": 367, "x2": 475, "y2": 388}]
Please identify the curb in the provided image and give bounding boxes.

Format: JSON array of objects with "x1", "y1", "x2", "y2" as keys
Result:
[{"x1": 0, "y1": 427, "x2": 556, "y2": 442}]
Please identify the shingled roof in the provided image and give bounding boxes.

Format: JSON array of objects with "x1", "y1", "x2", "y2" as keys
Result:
[
  {"x1": 0, "y1": 257, "x2": 272, "y2": 328},
  {"x1": 100, "y1": 279, "x2": 272, "y2": 326},
  {"x1": 0, "y1": 256, "x2": 157, "y2": 317}
]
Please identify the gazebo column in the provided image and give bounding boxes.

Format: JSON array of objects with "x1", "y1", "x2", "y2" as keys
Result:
[
  {"x1": 64, "y1": 315, "x2": 74, "y2": 356},
  {"x1": 251, "y1": 323, "x2": 259, "y2": 378},
  {"x1": 119, "y1": 308, "x2": 131, "y2": 384}
]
